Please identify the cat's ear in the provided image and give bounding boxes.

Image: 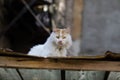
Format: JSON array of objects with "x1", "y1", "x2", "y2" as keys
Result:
[
  {"x1": 66, "y1": 27, "x2": 71, "y2": 33},
  {"x1": 53, "y1": 27, "x2": 58, "y2": 32},
  {"x1": 52, "y1": 19, "x2": 58, "y2": 32}
]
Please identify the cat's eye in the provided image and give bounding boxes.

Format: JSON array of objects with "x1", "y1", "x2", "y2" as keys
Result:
[
  {"x1": 56, "y1": 36, "x2": 60, "y2": 39},
  {"x1": 63, "y1": 36, "x2": 66, "y2": 39}
]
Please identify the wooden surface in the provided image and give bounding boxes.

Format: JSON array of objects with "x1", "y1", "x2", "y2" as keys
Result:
[
  {"x1": 0, "y1": 50, "x2": 120, "y2": 71},
  {"x1": 0, "y1": 68, "x2": 22, "y2": 80},
  {"x1": 66, "y1": 71, "x2": 105, "y2": 80},
  {"x1": 19, "y1": 69, "x2": 61, "y2": 80},
  {"x1": 72, "y1": 0, "x2": 83, "y2": 40},
  {"x1": 107, "y1": 72, "x2": 120, "y2": 80},
  {"x1": 0, "y1": 50, "x2": 119, "y2": 80}
]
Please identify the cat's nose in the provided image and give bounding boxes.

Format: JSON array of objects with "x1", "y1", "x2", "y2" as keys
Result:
[{"x1": 58, "y1": 41, "x2": 63, "y2": 45}]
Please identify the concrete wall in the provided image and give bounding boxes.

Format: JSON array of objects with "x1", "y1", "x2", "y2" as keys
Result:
[{"x1": 81, "y1": 0, "x2": 120, "y2": 55}]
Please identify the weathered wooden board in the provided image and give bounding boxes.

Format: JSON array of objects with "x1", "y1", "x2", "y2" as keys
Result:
[
  {"x1": 72, "y1": 0, "x2": 83, "y2": 40},
  {"x1": 0, "y1": 68, "x2": 21, "y2": 80},
  {"x1": 19, "y1": 69, "x2": 61, "y2": 80},
  {"x1": 107, "y1": 72, "x2": 120, "y2": 80},
  {"x1": 0, "y1": 50, "x2": 120, "y2": 71},
  {"x1": 66, "y1": 71, "x2": 105, "y2": 80},
  {"x1": 68, "y1": 0, "x2": 83, "y2": 56},
  {"x1": 0, "y1": 50, "x2": 120, "y2": 80}
]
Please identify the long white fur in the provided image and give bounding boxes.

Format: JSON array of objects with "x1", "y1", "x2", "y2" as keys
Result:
[{"x1": 28, "y1": 31, "x2": 72, "y2": 57}]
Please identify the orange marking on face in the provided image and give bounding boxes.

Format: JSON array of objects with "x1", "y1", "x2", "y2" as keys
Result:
[{"x1": 54, "y1": 28, "x2": 68, "y2": 39}]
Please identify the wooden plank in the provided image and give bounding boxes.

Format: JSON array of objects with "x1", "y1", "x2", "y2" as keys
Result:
[
  {"x1": 66, "y1": 71, "x2": 105, "y2": 80},
  {"x1": 107, "y1": 72, "x2": 120, "y2": 80},
  {"x1": 72, "y1": 0, "x2": 83, "y2": 40},
  {"x1": 19, "y1": 69, "x2": 61, "y2": 80},
  {"x1": 0, "y1": 68, "x2": 22, "y2": 80},
  {"x1": 0, "y1": 51, "x2": 120, "y2": 71},
  {"x1": 68, "y1": 0, "x2": 83, "y2": 56}
]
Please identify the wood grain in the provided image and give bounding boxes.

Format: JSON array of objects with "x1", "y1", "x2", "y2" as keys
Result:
[
  {"x1": 0, "y1": 68, "x2": 22, "y2": 80},
  {"x1": 72, "y1": 0, "x2": 83, "y2": 40},
  {"x1": 0, "y1": 50, "x2": 120, "y2": 71}
]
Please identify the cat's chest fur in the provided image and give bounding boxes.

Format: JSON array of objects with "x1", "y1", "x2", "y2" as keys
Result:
[
  {"x1": 28, "y1": 41, "x2": 67, "y2": 57},
  {"x1": 47, "y1": 46, "x2": 67, "y2": 57}
]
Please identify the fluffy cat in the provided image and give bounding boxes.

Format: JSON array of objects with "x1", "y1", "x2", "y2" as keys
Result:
[{"x1": 28, "y1": 27, "x2": 72, "y2": 57}]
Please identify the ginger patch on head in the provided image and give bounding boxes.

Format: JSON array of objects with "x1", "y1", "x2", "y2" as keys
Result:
[{"x1": 53, "y1": 28, "x2": 70, "y2": 39}]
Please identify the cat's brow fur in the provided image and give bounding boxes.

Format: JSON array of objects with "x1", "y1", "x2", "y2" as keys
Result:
[{"x1": 55, "y1": 29, "x2": 68, "y2": 38}]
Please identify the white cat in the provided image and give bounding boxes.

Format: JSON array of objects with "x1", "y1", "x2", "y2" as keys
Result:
[{"x1": 28, "y1": 27, "x2": 72, "y2": 57}]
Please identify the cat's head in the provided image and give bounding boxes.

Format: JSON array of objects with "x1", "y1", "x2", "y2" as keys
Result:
[{"x1": 51, "y1": 27, "x2": 72, "y2": 49}]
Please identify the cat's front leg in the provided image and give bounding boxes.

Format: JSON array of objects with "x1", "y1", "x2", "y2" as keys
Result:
[{"x1": 60, "y1": 52, "x2": 67, "y2": 57}]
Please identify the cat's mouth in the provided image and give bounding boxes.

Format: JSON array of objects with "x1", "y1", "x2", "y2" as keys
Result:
[{"x1": 58, "y1": 41, "x2": 63, "y2": 45}]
